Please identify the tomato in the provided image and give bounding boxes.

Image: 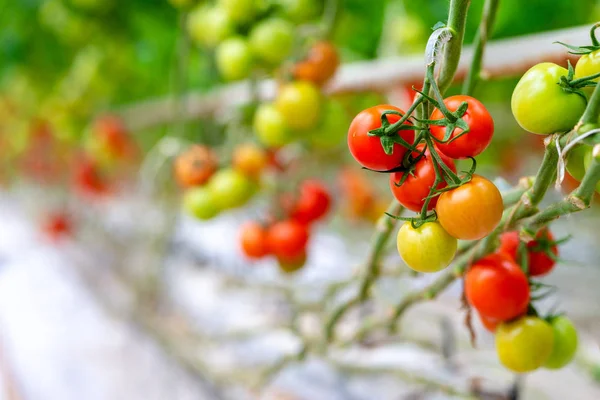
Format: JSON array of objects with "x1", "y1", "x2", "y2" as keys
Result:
[
  {"x1": 396, "y1": 221, "x2": 457, "y2": 273},
  {"x1": 232, "y1": 143, "x2": 267, "y2": 178},
  {"x1": 511, "y1": 63, "x2": 587, "y2": 135},
  {"x1": 216, "y1": 37, "x2": 253, "y2": 81},
  {"x1": 566, "y1": 144, "x2": 589, "y2": 181},
  {"x1": 430, "y1": 95, "x2": 494, "y2": 159},
  {"x1": 291, "y1": 180, "x2": 331, "y2": 224},
  {"x1": 73, "y1": 157, "x2": 110, "y2": 197},
  {"x1": 279, "y1": 0, "x2": 320, "y2": 22},
  {"x1": 218, "y1": 0, "x2": 256, "y2": 24},
  {"x1": 173, "y1": 145, "x2": 218, "y2": 188},
  {"x1": 544, "y1": 316, "x2": 578, "y2": 369},
  {"x1": 41, "y1": 211, "x2": 73, "y2": 242},
  {"x1": 479, "y1": 313, "x2": 500, "y2": 333},
  {"x1": 437, "y1": 174, "x2": 503, "y2": 240},
  {"x1": 239, "y1": 222, "x2": 269, "y2": 259},
  {"x1": 275, "y1": 81, "x2": 322, "y2": 131},
  {"x1": 277, "y1": 251, "x2": 307, "y2": 273},
  {"x1": 207, "y1": 168, "x2": 256, "y2": 210},
  {"x1": 389, "y1": 145, "x2": 456, "y2": 212},
  {"x1": 348, "y1": 104, "x2": 415, "y2": 171},
  {"x1": 465, "y1": 253, "x2": 529, "y2": 321},
  {"x1": 575, "y1": 50, "x2": 600, "y2": 96},
  {"x1": 266, "y1": 219, "x2": 309, "y2": 262},
  {"x1": 308, "y1": 99, "x2": 348, "y2": 149},
  {"x1": 88, "y1": 115, "x2": 135, "y2": 163},
  {"x1": 293, "y1": 41, "x2": 339, "y2": 86},
  {"x1": 254, "y1": 103, "x2": 292, "y2": 147},
  {"x1": 249, "y1": 18, "x2": 294, "y2": 65},
  {"x1": 496, "y1": 316, "x2": 554, "y2": 373},
  {"x1": 183, "y1": 187, "x2": 220, "y2": 220},
  {"x1": 498, "y1": 228, "x2": 558, "y2": 277},
  {"x1": 188, "y1": 6, "x2": 233, "y2": 48}
]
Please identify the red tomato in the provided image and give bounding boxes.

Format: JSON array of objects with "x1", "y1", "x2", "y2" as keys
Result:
[
  {"x1": 266, "y1": 219, "x2": 309, "y2": 262},
  {"x1": 465, "y1": 253, "x2": 530, "y2": 321},
  {"x1": 498, "y1": 228, "x2": 558, "y2": 277},
  {"x1": 73, "y1": 157, "x2": 110, "y2": 197},
  {"x1": 291, "y1": 180, "x2": 331, "y2": 224},
  {"x1": 389, "y1": 145, "x2": 456, "y2": 212},
  {"x1": 479, "y1": 313, "x2": 500, "y2": 333},
  {"x1": 94, "y1": 115, "x2": 136, "y2": 159},
  {"x1": 41, "y1": 211, "x2": 73, "y2": 242},
  {"x1": 239, "y1": 222, "x2": 269, "y2": 259},
  {"x1": 293, "y1": 41, "x2": 339, "y2": 86},
  {"x1": 430, "y1": 95, "x2": 494, "y2": 159},
  {"x1": 348, "y1": 104, "x2": 414, "y2": 171}
]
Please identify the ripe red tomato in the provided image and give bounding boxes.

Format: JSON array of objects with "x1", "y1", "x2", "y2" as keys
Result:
[
  {"x1": 266, "y1": 219, "x2": 309, "y2": 262},
  {"x1": 174, "y1": 145, "x2": 218, "y2": 188},
  {"x1": 465, "y1": 253, "x2": 530, "y2": 321},
  {"x1": 93, "y1": 115, "x2": 135, "y2": 160},
  {"x1": 41, "y1": 211, "x2": 73, "y2": 242},
  {"x1": 291, "y1": 180, "x2": 331, "y2": 224},
  {"x1": 498, "y1": 228, "x2": 558, "y2": 277},
  {"x1": 479, "y1": 313, "x2": 500, "y2": 333},
  {"x1": 348, "y1": 104, "x2": 414, "y2": 171},
  {"x1": 73, "y1": 157, "x2": 110, "y2": 197},
  {"x1": 430, "y1": 95, "x2": 494, "y2": 159},
  {"x1": 239, "y1": 222, "x2": 269, "y2": 259},
  {"x1": 389, "y1": 145, "x2": 456, "y2": 212},
  {"x1": 293, "y1": 41, "x2": 339, "y2": 86}
]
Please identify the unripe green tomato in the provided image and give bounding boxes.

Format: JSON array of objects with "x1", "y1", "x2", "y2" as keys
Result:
[
  {"x1": 183, "y1": 187, "x2": 220, "y2": 220},
  {"x1": 218, "y1": 0, "x2": 257, "y2": 24},
  {"x1": 566, "y1": 144, "x2": 590, "y2": 181},
  {"x1": 308, "y1": 99, "x2": 348, "y2": 149},
  {"x1": 216, "y1": 37, "x2": 253, "y2": 81},
  {"x1": 187, "y1": 6, "x2": 233, "y2": 48},
  {"x1": 575, "y1": 50, "x2": 600, "y2": 97},
  {"x1": 544, "y1": 316, "x2": 578, "y2": 369},
  {"x1": 249, "y1": 18, "x2": 294, "y2": 65},
  {"x1": 278, "y1": 0, "x2": 320, "y2": 22},
  {"x1": 207, "y1": 168, "x2": 256, "y2": 209},
  {"x1": 511, "y1": 63, "x2": 586, "y2": 135},
  {"x1": 496, "y1": 316, "x2": 554, "y2": 373},
  {"x1": 254, "y1": 103, "x2": 292, "y2": 147},
  {"x1": 396, "y1": 221, "x2": 457, "y2": 273},
  {"x1": 275, "y1": 81, "x2": 322, "y2": 131}
]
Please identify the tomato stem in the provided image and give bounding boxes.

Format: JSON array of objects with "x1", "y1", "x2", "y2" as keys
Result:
[{"x1": 591, "y1": 22, "x2": 600, "y2": 47}]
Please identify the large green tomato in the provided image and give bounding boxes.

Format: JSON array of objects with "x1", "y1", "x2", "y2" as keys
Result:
[
  {"x1": 187, "y1": 6, "x2": 233, "y2": 48},
  {"x1": 575, "y1": 50, "x2": 600, "y2": 96},
  {"x1": 249, "y1": 18, "x2": 294, "y2": 65},
  {"x1": 254, "y1": 103, "x2": 292, "y2": 147},
  {"x1": 183, "y1": 187, "x2": 220, "y2": 220},
  {"x1": 207, "y1": 168, "x2": 256, "y2": 209},
  {"x1": 511, "y1": 63, "x2": 586, "y2": 135},
  {"x1": 216, "y1": 37, "x2": 253, "y2": 81},
  {"x1": 308, "y1": 99, "x2": 348, "y2": 149},
  {"x1": 496, "y1": 316, "x2": 554, "y2": 373},
  {"x1": 544, "y1": 316, "x2": 578, "y2": 369},
  {"x1": 396, "y1": 221, "x2": 457, "y2": 273},
  {"x1": 218, "y1": 0, "x2": 257, "y2": 24},
  {"x1": 275, "y1": 81, "x2": 322, "y2": 131}
]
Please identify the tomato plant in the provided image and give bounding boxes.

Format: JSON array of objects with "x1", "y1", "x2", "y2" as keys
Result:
[
  {"x1": 544, "y1": 316, "x2": 578, "y2": 369},
  {"x1": 496, "y1": 316, "x2": 554, "y2": 373},
  {"x1": 267, "y1": 220, "x2": 309, "y2": 262},
  {"x1": 239, "y1": 222, "x2": 269, "y2": 259},
  {"x1": 396, "y1": 221, "x2": 457, "y2": 273},
  {"x1": 207, "y1": 168, "x2": 256, "y2": 210},
  {"x1": 174, "y1": 145, "x2": 218, "y2": 188},
  {"x1": 290, "y1": 180, "x2": 331, "y2": 224},
  {"x1": 498, "y1": 228, "x2": 558, "y2": 277},
  {"x1": 275, "y1": 81, "x2": 322, "y2": 131}
]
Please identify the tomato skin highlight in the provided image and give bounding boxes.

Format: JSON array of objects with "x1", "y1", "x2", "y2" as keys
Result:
[
  {"x1": 396, "y1": 221, "x2": 457, "y2": 273},
  {"x1": 389, "y1": 145, "x2": 456, "y2": 212},
  {"x1": 347, "y1": 104, "x2": 414, "y2": 171},
  {"x1": 437, "y1": 174, "x2": 503, "y2": 240},
  {"x1": 465, "y1": 253, "x2": 530, "y2": 321},
  {"x1": 544, "y1": 316, "x2": 578, "y2": 369},
  {"x1": 430, "y1": 95, "x2": 494, "y2": 159},
  {"x1": 291, "y1": 180, "x2": 331, "y2": 224},
  {"x1": 511, "y1": 63, "x2": 586, "y2": 135},
  {"x1": 496, "y1": 316, "x2": 554, "y2": 373},
  {"x1": 239, "y1": 222, "x2": 269, "y2": 259},
  {"x1": 267, "y1": 220, "x2": 309, "y2": 262},
  {"x1": 498, "y1": 228, "x2": 558, "y2": 277}
]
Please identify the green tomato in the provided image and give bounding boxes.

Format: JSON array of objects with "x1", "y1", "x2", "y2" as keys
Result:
[
  {"x1": 207, "y1": 168, "x2": 256, "y2": 210},
  {"x1": 308, "y1": 99, "x2": 348, "y2": 149},
  {"x1": 249, "y1": 18, "x2": 294, "y2": 65},
  {"x1": 277, "y1": 0, "x2": 320, "y2": 22},
  {"x1": 396, "y1": 221, "x2": 457, "y2": 273},
  {"x1": 183, "y1": 187, "x2": 220, "y2": 220},
  {"x1": 254, "y1": 103, "x2": 292, "y2": 147},
  {"x1": 187, "y1": 6, "x2": 233, "y2": 48},
  {"x1": 275, "y1": 81, "x2": 322, "y2": 131},
  {"x1": 566, "y1": 144, "x2": 590, "y2": 181},
  {"x1": 218, "y1": 0, "x2": 256, "y2": 24},
  {"x1": 511, "y1": 63, "x2": 586, "y2": 135},
  {"x1": 544, "y1": 316, "x2": 578, "y2": 369},
  {"x1": 575, "y1": 50, "x2": 600, "y2": 96},
  {"x1": 496, "y1": 316, "x2": 554, "y2": 373},
  {"x1": 216, "y1": 37, "x2": 253, "y2": 81}
]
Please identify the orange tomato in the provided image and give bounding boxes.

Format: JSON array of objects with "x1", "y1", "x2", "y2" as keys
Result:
[
  {"x1": 293, "y1": 41, "x2": 339, "y2": 86},
  {"x1": 173, "y1": 145, "x2": 218, "y2": 188},
  {"x1": 232, "y1": 143, "x2": 268, "y2": 178}
]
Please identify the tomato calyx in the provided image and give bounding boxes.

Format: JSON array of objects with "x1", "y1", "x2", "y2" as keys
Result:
[
  {"x1": 367, "y1": 109, "x2": 421, "y2": 156},
  {"x1": 558, "y1": 61, "x2": 599, "y2": 101},
  {"x1": 385, "y1": 209, "x2": 438, "y2": 229}
]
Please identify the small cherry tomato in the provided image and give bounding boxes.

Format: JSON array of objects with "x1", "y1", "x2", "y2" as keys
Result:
[
  {"x1": 575, "y1": 50, "x2": 600, "y2": 96},
  {"x1": 498, "y1": 228, "x2": 558, "y2": 277},
  {"x1": 348, "y1": 104, "x2": 414, "y2": 171},
  {"x1": 496, "y1": 316, "x2": 554, "y2": 373},
  {"x1": 479, "y1": 313, "x2": 500, "y2": 333},
  {"x1": 89, "y1": 115, "x2": 135, "y2": 163},
  {"x1": 465, "y1": 253, "x2": 530, "y2": 321},
  {"x1": 290, "y1": 180, "x2": 331, "y2": 224},
  {"x1": 389, "y1": 145, "x2": 456, "y2": 212},
  {"x1": 187, "y1": 6, "x2": 233, "y2": 48},
  {"x1": 249, "y1": 18, "x2": 294, "y2": 65},
  {"x1": 511, "y1": 63, "x2": 586, "y2": 135},
  {"x1": 293, "y1": 41, "x2": 339, "y2": 86},
  {"x1": 232, "y1": 143, "x2": 268, "y2": 178},
  {"x1": 437, "y1": 174, "x2": 503, "y2": 240},
  {"x1": 267, "y1": 219, "x2": 309, "y2": 262},
  {"x1": 207, "y1": 168, "x2": 256, "y2": 210},
  {"x1": 277, "y1": 251, "x2": 307, "y2": 273},
  {"x1": 215, "y1": 37, "x2": 253, "y2": 81},
  {"x1": 544, "y1": 316, "x2": 578, "y2": 369},
  {"x1": 275, "y1": 81, "x2": 322, "y2": 131},
  {"x1": 41, "y1": 211, "x2": 73, "y2": 242},
  {"x1": 183, "y1": 186, "x2": 220, "y2": 220},
  {"x1": 254, "y1": 103, "x2": 292, "y2": 147},
  {"x1": 430, "y1": 95, "x2": 494, "y2": 159},
  {"x1": 218, "y1": 0, "x2": 257, "y2": 24},
  {"x1": 73, "y1": 157, "x2": 110, "y2": 197},
  {"x1": 174, "y1": 145, "x2": 218, "y2": 188},
  {"x1": 239, "y1": 221, "x2": 269, "y2": 259},
  {"x1": 396, "y1": 221, "x2": 457, "y2": 273}
]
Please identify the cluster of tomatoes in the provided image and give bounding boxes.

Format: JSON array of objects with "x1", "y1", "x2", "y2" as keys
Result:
[
  {"x1": 347, "y1": 94, "x2": 501, "y2": 274},
  {"x1": 176, "y1": 142, "x2": 270, "y2": 220},
  {"x1": 465, "y1": 228, "x2": 578, "y2": 373}
]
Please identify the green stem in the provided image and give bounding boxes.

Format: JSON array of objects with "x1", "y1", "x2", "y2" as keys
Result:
[
  {"x1": 591, "y1": 22, "x2": 600, "y2": 47},
  {"x1": 462, "y1": 0, "x2": 500, "y2": 95},
  {"x1": 437, "y1": 0, "x2": 471, "y2": 94},
  {"x1": 580, "y1": 75, "x2": 600, "y2": 125},
  {"x1": 523, "y1": 135, "x2": 560, "y2": 206},
  {"x1": 323, "y1": 0, "x2": 344, "y2": 40}
]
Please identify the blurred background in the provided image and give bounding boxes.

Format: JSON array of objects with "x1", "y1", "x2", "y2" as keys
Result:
[{"x1": 2, "y1": 0, "x2": 600, "y2": 399}]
